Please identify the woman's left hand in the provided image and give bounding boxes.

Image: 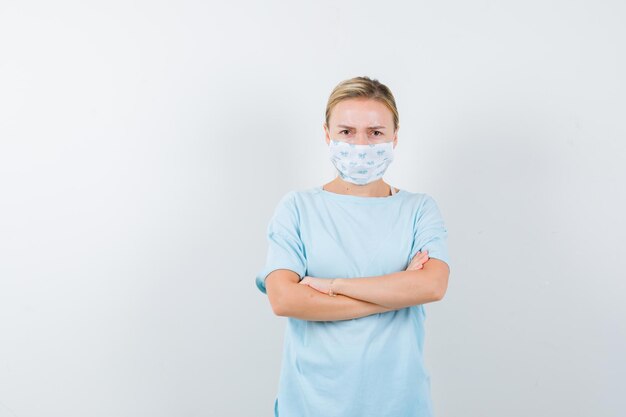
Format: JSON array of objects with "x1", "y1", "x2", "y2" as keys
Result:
[{"x1": 299, "y1": 276, "x2": 336, "y2": 295}]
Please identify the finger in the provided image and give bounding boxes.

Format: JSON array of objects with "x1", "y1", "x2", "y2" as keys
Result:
[
  {"x1": 410, "y1": 251, "x2": 424, "y2": 260},
  {"x1": 410, "y1": 252, "x2": 424, "y2": 261},
  {"x1": 411, "y1": 252, "x2": 428, "y2": 263},
  {"x1": 409, "y1": 255, "x2": 427, "y2": 268},
  {"x1": 413, "y1": 256, "x2": 427, "y2": 265},
  {"x1": 409, "y1": 258, "x2": 427, "y2": 269}
]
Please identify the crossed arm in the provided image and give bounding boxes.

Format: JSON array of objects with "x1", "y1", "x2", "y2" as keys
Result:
[{"x1": 265, "y1": 255, "x2": 450, "y2": 322}]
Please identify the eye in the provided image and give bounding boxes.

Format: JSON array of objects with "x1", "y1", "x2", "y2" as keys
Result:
[
  {"x1": 372, "y1": 131, "x2": 383, "y2": 136},
  {"x1": 339, "y1": 130, "x2": 349, "y2": 134}
]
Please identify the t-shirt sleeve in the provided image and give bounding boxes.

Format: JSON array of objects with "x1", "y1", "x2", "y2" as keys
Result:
[
  {"x1": 408, "y1": 194, "x2": 450, "y2": 269},
  {"x1": 255, "y1": 191, "x2": 307, "y2": 295}
]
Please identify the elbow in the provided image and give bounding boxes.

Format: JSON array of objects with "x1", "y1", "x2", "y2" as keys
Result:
[
  {"x1": 272, "y1": 306, "x2": 287, "y2": 317},
  {"x1": 432, "y1": 286, "x2": 446, "y2": 301},
  {"x1": 431, "y1": 276, "x2": 449, "y2": 302},
  {"x1": 265, "y1": 271, "x2": 301, "y2": 317},
  {"x1": 270, "y1": 299, "x2": 284, "y2": 316},
  {"x1": 419, "y1": 258, "x2": 450, "y2": 303},
  {"x1": 266, "y1": 283, "x2": 290, "y2": 316},
  {"x1": 270, "y1": 301, "x2": 283, "y2": 316},
  {"x1": 270, "y1": 296, "x2": 290, "y2": 317}
]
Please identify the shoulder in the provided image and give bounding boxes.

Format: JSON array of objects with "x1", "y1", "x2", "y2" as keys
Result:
[
  {"x1": 275, "y1": 189, "x2": 297, "y2": 207},
  {"x1": 399, "y1": 189, "x2": 435, "y2": 207},
  {"x1": 418, "y1": 192, "x2": 441, "y2": 210},
  {"x1": 277, "y1": 186, "x2": 322, "y2": 209},
  {"x1": 271, "y1": 187, "x2": 319, "y2": 222},
  {"x1": 400, "y1": 191, "x2": 446, "y2": 223}
]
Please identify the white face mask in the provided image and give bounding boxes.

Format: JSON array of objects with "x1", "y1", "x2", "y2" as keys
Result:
[{"x1": 328, "y1": 139, "x2": 395, "y2": 185}]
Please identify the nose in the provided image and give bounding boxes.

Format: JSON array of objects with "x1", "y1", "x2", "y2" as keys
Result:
[{"x1": 353, "y1": 131, "x2": 369, "y2": 145}]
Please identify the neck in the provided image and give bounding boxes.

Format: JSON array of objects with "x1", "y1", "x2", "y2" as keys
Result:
[{"x1": 325, "y1": 177, "x2": 392, "y2": 197}]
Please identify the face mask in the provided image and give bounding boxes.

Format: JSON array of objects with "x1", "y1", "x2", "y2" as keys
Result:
[{"x1": 328, "y1": 139, "x2": 395, "y2": 185}]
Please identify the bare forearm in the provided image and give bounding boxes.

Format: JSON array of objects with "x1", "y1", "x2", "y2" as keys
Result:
[
  {"x1": 332, "y1": 269, "x2": 441, "y2": 310},
  {"x1": 278, "y1": 283, "x2": 396, "y2": 321}
]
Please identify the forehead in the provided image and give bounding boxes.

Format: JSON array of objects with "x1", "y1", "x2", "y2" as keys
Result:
[{"x1": 329, "y1": 98, "x2": 393, "y2": 126}]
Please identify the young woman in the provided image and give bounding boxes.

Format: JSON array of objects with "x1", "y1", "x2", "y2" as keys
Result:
[{"x1": 255, "y1": 76, "x2": 451, "y2": 417}]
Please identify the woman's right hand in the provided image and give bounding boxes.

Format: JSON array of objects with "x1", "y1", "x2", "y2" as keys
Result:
[{"x1": 406, "y1": 250, "x2": 429, "y2": 271}]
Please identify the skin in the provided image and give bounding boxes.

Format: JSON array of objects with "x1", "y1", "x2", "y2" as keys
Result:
[
  {"x1": 298, "y1": 253, "x2": 450, "y2": 310},
  {"x1": 265, "y1": 97, "x2": 450, "y2": 320},
  {"x1": 300, "y1": 250, "x2": 429, "y2": 296}
]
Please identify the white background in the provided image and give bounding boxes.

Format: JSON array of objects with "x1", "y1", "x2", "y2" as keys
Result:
[{"x1": 1, "y1": 1, "x2": 624, "y2": 416}]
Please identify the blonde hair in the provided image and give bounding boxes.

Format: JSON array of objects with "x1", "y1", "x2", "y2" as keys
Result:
[{"x1": 325, "y1": 76, "x2": 399, "y2": 132}]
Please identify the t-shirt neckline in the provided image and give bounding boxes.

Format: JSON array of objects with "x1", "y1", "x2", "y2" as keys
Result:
[{"x1": 317, "y1": 185, "x2": 404, "y2": 203}]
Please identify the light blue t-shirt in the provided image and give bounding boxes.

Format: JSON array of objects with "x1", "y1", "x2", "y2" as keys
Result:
[{"x1": 256, "y1": 185, "x2": 450, "y2": 417}]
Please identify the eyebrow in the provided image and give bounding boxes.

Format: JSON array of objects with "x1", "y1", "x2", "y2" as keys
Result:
[{"x1": 336, "y1": 125, "x2": 387, "y2": 129}]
